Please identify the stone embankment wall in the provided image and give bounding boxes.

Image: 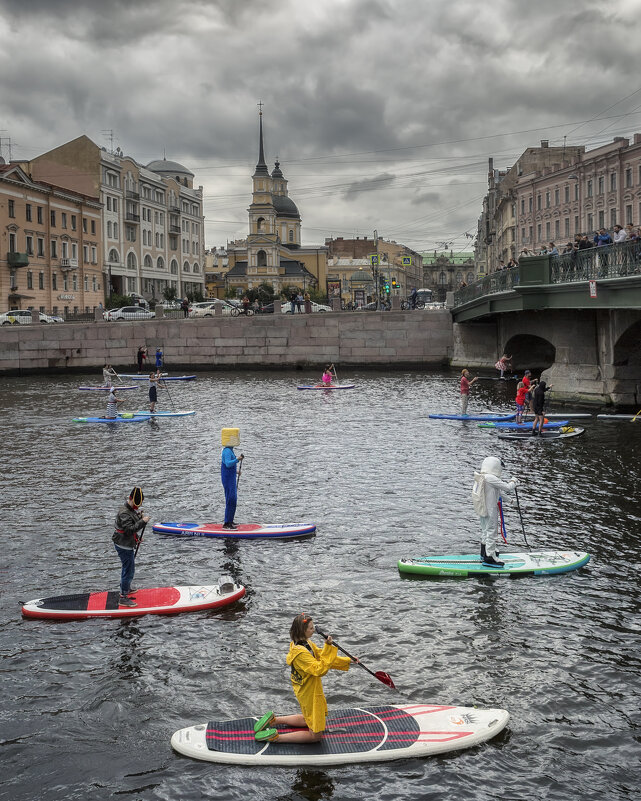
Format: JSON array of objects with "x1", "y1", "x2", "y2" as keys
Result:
[{"x1": 0, "y1": 310, "x2": 454, "y2": 374}]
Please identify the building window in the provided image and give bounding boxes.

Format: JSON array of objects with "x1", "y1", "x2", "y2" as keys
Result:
[
  {"x1": 51, "y1": 210, "x2": 56, "y2": 226},
  {"x1": 37, "y1": 237, "x2": 44, "y2": 257},
  {"x1": 39, "y1": 272, "x2": 44, "y2": 290},
  {"x1": 439, "y1": 271, "x2": 446, "y2": 285},
  {"x1": 574, "y1": 215, "x2": 579, "y2": 233},
  {"x1": 545, "y1": 222, "x2": 550, "y2": 239},
  {"x1": 62, "y1": 241, "x2": 68, "y2": 259},
  {"x1": 520, "y1": 199, "x2": 525, "y2": 215},
  {"x1": 84, "y1": 275, "x2": 89, "y2": 291},
  {"x1": 529, "y1": 225, "x2": 533, "y2": 241},
  {"x1": 61, "y1": 212, "x2": 67, "y2": 228},
  {"x1": 554, "y1": 220, "x2": 560, "y2": 238},
  {"x1": 170, "y1": 259, "x2": 178, "y2": 274},
  {"x1": 52, "y1": 273, "x2": 57, "y2": 290},
  {"x1": 8, "y1": 199, "x2": 15, "y2": 217},
  {"x1": 82, "y1": 218, "x2": 87, "y2": 233},
  {"x1": 37, "y1": 206, "x2": 43, "y2": 224},
  {"x1": 127, "y1": 252, "x2": 137, "y2": 270},
  {"x1": 587, "y1": 180, "x2": 593, "y2": 198},
  {"x1": 91, "y1": 220, "x2": 96, "y2": 234},
  {"x1": 574, "y1": 184, "x2": 579, "y2": 201},
  {"x1": 106, "y1": 197, "x2": 112, "y2": 211},
  {"x1": 537, "y1": 223, "x2": 542, "y2": 241},
  {"x1": 528, "y1": 196, "x2": 533, "y2": 212},
  {"x1": 26, "y1": 236, "x2": 33, "y2": 255},
  {"x1": 51, "y1": 240, "x2": 57, "y2": 258},
  {"x1": 26, "y1": 203, "x2": 32, "y2": 221},
  {"x1": 27, "y1": 271, "x2": 33, "y2": 289},
  {"x1": 92, "y1": 275, "x2": 97, "y2": 291},
  {"x1": 587, "y1": 213, "x2": 593, "y2": 232},
  {"x1": 564, "y1": 186, "x2": 570, "y2": 203},
  {"x1": 564, "y1": 218, "x2": 570, "y2": 237},
  {"x1": 537, "y1": 194, "x2": 541, "y2": 211},
  {"x1": 91, "y1": 246, "x2": 97, "y2": 263},
  {"x1": 610, "y1": 173, "x2": 617, "y2": 192},
  {"x1": 598, "y1": 176, "x2": 604, "y2": 195},
  {"x1": 625, "y1": 169, "x2": 632, "y2": 188},
  {"x1": 554, "y1": 189, "x2": 560, "y2": 206},
  {"x1": 107, "y1": 221, "x2": 113, "y2": 238},
  {"x1": 144, "y1": 255, "x2": 153, "y2": 269},
  {"x1": 83, "y1": 245, "x2": 89, "y2": 263},
  {"x1": 610, "y1": 209, "x2": 617, "y2": 227},
  {"x1": 626, "y1": 204, "x2": 633, "y2": 225},
  {"x1": 598, "y1": 210, "x2": 605, "y2": 228},
  {"x1": 157, "y1": 256, "x2": 164, "y2": 270},
  {"x1": 545, "y1": 192, "x2": 550, "y2": 208}
]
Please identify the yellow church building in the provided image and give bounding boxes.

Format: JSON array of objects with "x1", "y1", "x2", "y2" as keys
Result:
[{"x1": 225, "y1": 111, "x2": 327, "y2": 295}]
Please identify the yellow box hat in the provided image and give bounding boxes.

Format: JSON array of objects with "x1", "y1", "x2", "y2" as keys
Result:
[{"x1": 221, "y1": 427, "x2": 240, "y2": 447}]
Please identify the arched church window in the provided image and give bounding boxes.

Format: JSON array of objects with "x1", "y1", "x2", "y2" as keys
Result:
[
  {"x1": 289, "y1": 230, "x2": 294, "y2": 243},
  {"x1": 439, "y1": 271, "x2": 447, "y2": 285},
  {"x1": 257, "y1": 250, "x2": 267, "y2": 267},
  {"x1": 257, "y1": 217, "x2": 265, "y2": 232}
]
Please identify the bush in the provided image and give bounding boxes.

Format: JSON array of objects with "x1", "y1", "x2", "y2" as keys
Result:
[{"x1": 106, "y1": 293, "x2": 132, "y2": 310}]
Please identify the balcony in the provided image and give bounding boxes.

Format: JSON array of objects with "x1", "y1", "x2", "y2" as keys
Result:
[
  {"x1": 126, "y1": 190, "x2": 140, "y2": 200},
  {"x1": 169, "y1": 224, "x2": 181, "y2": 233},
  {"x1": 7, "y1": 252, "x2": 29, "y2": 268},
  {"x1": 169, "y1": 205, "x2": 180, "y2": 214},
  {"x1": 125, "y1": 212, "x2": 140, "y2": 223},
  {"x1": 59, "y1": 257, "x2": 79, "y2": 270}
]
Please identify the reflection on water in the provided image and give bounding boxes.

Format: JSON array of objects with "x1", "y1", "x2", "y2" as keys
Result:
[{"x1": 1, "y1": 369, "x2": 640, "y2": 801}]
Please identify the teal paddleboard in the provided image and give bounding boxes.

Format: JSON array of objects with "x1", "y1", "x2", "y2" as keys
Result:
[{"x1": 398, "y1": 551, "x2": 590, "y2": 577}]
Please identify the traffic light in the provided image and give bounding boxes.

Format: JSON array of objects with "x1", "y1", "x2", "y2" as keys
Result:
[{"x1": 392, "y1": 278, "x2": 398, "y2": 288}]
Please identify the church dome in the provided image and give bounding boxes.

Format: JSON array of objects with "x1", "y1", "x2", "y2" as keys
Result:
[
  {"x1": 146, "y1": 159, "x2": 194, "y2": 178},
  {"x1": 273, "y1": 194, "x2": 300, "y2": 218}
]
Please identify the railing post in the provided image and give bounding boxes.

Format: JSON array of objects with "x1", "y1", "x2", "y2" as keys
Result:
[{"x1": 519, "y1": 255, "x2": 550, "y2": 285}]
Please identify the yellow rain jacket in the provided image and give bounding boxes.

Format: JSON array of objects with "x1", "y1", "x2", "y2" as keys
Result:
[{"x1": 286, "y1": 639, "x2": 351, "y2": 733}]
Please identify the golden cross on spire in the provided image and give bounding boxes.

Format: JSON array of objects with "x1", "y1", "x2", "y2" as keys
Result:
[{"x1": 257, "y1": 100, "x2": 264, "y2": 115}]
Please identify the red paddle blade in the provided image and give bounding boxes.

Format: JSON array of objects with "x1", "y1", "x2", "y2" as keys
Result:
[{"x1": 375, "y1": 671, "x2": 396, "y2": 689}]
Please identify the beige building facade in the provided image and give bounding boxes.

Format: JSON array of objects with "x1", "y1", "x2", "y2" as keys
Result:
[
  {"x1": 0, "y1": 161, "x2": 104, "y2": 314},
  {"x1": 25, "y1": 136, "x2": 205, "y2": 302}
]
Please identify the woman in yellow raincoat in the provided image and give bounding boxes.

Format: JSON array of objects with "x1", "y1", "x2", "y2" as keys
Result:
[{"x1": 254, "y1": 613, "x2": 357, "y2": 743}]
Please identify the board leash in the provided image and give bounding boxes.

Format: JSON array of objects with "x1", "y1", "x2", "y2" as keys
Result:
[{"x1": 497, "y1": 498, "x2": 508, "y2": 544}]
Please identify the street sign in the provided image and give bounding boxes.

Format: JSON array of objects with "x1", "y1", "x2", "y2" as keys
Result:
[
  {"x1": 369, "y1": 254, "x2": 379, "y2": 266},
  {"x1": 589, "y1": 280, "x2": 597, "y2": 298},
  {"x1": 402, "y1": 256, "x2": 411, "y2": 266}
]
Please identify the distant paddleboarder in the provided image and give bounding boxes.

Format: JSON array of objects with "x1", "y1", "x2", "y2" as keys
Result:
[
  {"x1": 102, "y1": 363, "x2": 118, "y2": 387},
  {"x1": 105, "y1": 387, "x2": 126, "y2": 419},
  {"x1": 221, "y1": 428, "x2": 243, "y2": 530},
  {"x1": 136, "y1": 345, "x2": 147, "y2": 374},
  {"x1": 254, "y1": 613, "x2": 358, "y2": 744},
  {"x1": 155, "y1": 347, "x2": 163, "y2": 370},
  {"x1": 112, "y1": 487, "x2": 150, "y2": 608},
  {"x1": 460, "y1": 369, "x2": 478, "y2": 416},
  {"x1": 321, "y1": 365, "x2": 334, "y2": 387},
  {"x1": 531, "y1": 380, "x2": 552, "y2": 435},
  {"x1": 148, "y1": 370, "x2": 160, "y2": 413}
]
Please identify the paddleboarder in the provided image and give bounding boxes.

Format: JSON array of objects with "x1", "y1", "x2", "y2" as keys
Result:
[
  {"x1": 112, "y1": 487, "x2": 150, "y2": 607},
  {"x1": 460, "y1": 368, "x2": 478, "y2": 416},
  {"x1": 515, "y1": 381, "x2": 528, "y2": 424},
  {"x1": 321, "y1": 365, "x2": 334, "y2": 387},
  {"x1": 494, "y1": 353, "x2": 512, "y2": 379},
  {"x1": 254, "y1": 613, "x2": 358, "y2": 743},
  {"x1": 136, "y1": 345, "x2": 147, "y2": 373},
  {"x1": 102, "y1": 363, "x2": 117, "y2": 387},
  {"x1": 531, "y1": 380, "x2": 552, "y2": 435},
  {"x1": 472, "y1": 456, "x2": 518, "y2": 567},
  {"x1": 221, "y1": 428, "x2": 243, "y2": 530},
  {"x1": 105, "y1": 387, "x2": 126, "y2": 419},
  {"x1": 148, "y1": 369, "x2": 160, "y2": 413},
  {"x1": 155, "y1": 347, "x2": 163, "y2": 370}
]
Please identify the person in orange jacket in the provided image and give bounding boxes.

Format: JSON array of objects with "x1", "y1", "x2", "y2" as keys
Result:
[{"x1": 254, "y1": 613, "x2": 358, "y2": 743}]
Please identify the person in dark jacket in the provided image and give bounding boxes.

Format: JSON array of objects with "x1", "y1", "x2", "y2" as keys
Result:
[
  {"x1": 531, "y1": 381, "x2": 552, "y2": 436},
  {"x1": 112, "y1": 487, "x2": 149, "y2": 607}
]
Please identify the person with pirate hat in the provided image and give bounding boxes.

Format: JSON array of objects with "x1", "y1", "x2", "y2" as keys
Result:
[{"x1": 112, "y1": 487, "x2": 149, "y2": 607}]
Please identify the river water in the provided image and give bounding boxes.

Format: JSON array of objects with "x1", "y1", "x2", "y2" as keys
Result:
[{"x1": 1, "y1": 370, "x2": 639, "y2": 801}]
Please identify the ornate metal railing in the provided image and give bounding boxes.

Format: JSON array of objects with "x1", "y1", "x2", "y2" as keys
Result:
[
  {"x1": 453, "y1": 266, "x2": 520, "y2": 306},
  {"x1": 550, "y1": 241, "x2": 641, "y2": 283}
]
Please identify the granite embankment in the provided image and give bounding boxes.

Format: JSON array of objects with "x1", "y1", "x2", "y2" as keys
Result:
[{"x1": 0, "y1": 310, "x2": 454, "y2": 374}]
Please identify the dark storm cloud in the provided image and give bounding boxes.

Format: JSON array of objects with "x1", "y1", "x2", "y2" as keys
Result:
[{"x1": 0, "y1": 0, "x2": 637, "y2": 250}]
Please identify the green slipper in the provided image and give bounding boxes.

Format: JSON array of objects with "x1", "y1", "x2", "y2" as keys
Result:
[
  {"x1": 254, "y1": 711, "x2": 275, "y2": 733},
  {"x1": 255, "y1": 727, "x2": 278, "y2": 743}
]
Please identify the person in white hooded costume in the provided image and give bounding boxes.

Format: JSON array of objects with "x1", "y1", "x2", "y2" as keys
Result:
[{"x1": 472, "y1": 456, "x2": 518, "y2": 567}]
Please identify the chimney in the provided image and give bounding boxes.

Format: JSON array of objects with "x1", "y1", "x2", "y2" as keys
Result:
[{"x1": 541, "y1": 140, "x2": 549, "y2": 148}]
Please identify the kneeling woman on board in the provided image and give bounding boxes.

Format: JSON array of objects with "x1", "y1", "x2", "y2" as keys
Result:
[{"x1": 254, "y1": 614, "x2": 358, "y2": 743}]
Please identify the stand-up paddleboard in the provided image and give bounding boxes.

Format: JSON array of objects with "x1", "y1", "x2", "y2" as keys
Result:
[
  {"x1": 121, "y1": 374, "x2": 197, "y2": 381},
  {"x1": 398, "y1": 551, "x2": 590, "y2": 577},
  {"x1": 78, "y1": 385, "x2": 139, "y2": 391},
  {"x1": 297, "y1": 384, "x2": 355, "y2": 390},
  {"x1": 527, "y1": 413, "x2": 592, "y2": 419},
  {"x1": 72, "y1": 414, "x2": 151, "y2": 423},
  {"x1": 117, "y1": 373, "x2": 168, "y2": 378},
  {"x1": 120, "y1": 410, "x2": 196, "y2": 418},
  {"x1": 498, "y1": 426, "x2": 585, "y2": 441},
  {"x1": 429, "y1": 412, "x2": 516, "y2": 422},
  {"x1": 477, "y1": 375, "x2": 519, "y2": 381},
  {"x1": 22, "y1": 581, "x2": 245, "y2": 620},
  {"x1": 171, "y1": 703, "x2": 510, "y2": 766},
  {"x1": 597, "y1": 414, "x2": 640, "y2": 420},
  {"x1": 153, "y1": 521, "x2": 316, "y2": 539},
  {"x1": 479, "y1": 420, "x2": 569, "y2": 430}
]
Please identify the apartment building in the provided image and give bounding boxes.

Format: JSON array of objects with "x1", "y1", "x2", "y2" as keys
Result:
[
  {"x1": 0, "y1": 160, "x2": 103, "y2": 314},
  {"x1": 25, "y1": 136, "x2": 205, "y2": 302}
]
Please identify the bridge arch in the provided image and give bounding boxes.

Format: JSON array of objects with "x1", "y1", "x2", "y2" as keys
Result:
[
  {"x1": 503, "y1": 334, "x2": 556, "y2": 372},
  {"x1": 613, "y1": 319, "x2": 641, "y2": 367}
]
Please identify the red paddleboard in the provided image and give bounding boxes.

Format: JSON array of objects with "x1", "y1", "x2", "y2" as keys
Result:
[
  {"x1": 21, "y1": 582, "x2": 245, "y2": 620},
  {"x1": 153, "y1": 521, "x2": 316, "y2": 539}
]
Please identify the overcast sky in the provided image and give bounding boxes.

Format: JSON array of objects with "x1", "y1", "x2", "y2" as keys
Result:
[{"x1": 1, "y1": 0, "x2": 639, "y2": 253}]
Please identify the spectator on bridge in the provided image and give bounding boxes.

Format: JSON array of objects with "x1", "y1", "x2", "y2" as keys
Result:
[
  {"x1": 613, "y1": 225, "x2": 627, "y2": 243},
  {"x1": 519, "y1": 247, "x2": 535, "y2": 258},
  {"x1": 594, "y1": 228, "x2": 613, "y2": 247},
  {"x1": 562, "y1": 242, "x2": 574, "y2": 254},
  {"x1": 579, "y1": 234, "x2": 592, "y2": 250},
  {"x1": 547, "y1": 242, "x2": 559, "y2": 255},
  {"x1": 497, "y1": 259, "x2": 506, "y2": 271}
]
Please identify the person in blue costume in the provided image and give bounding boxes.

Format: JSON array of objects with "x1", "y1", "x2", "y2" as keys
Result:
[
  {"x1": 221, "y1": 428, "x2": 244, "y2": 530},
  {"x1": 155, "y1": 348, "x2": 163, "y2": 369}
]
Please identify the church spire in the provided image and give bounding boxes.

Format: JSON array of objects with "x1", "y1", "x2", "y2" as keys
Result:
[{"x1": 253, "y1": 102, "x2": 269, "y2": 177}]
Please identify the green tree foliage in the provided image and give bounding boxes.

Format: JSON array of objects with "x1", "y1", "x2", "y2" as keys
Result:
[
  {"x1": 106, "y1": 293, "x2": 133, "y2": 310},
  {"x1": 162, "y1": 286, "x2": 178, "y2": 303}
]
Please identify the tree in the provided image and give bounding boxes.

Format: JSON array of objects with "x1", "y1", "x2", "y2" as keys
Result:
[
  {"x1": 163, "y1": 286, "x2": 178, "y2": 303},
  {"x1": 106, "y1": 293, "x2": 132, "y2": 310}
]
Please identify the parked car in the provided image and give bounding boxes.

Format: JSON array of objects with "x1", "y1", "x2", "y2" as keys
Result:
[
  {"x1": 103, "y1": 306, "x2": 155, "y2": 321},
  {"x1": 155, "y1": 300, "x2": 181, "y2": 310},
  {"x1": 0, "y1": 309, "x2": 59, "y2": 324},
  {"x1": 282, "y1": 301, "x2": 331, "y2": 314},
  {"x1": 190, "y1": 300, "x2": 238, "y2": 317}
]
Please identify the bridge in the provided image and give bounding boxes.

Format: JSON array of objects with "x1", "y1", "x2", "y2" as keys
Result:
[{"x1": 450, "y1": 242, "x2": 641, "y2": 406}]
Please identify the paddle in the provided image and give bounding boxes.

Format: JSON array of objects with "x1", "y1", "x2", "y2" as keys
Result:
[
  {"x1": 134, "y1": 521, "x2": 148, "y2": 557},
  {"x1": 161, "y1": 375, "x2": 176, "y2": 411},
  {"x1": 236, "y1": 454, "x2": 244, "y2": 490},
  {"x1": 632, "y1": 408, "x2": 641, "y2": 422},
  {"x1": 514, "y1": 488, "x2": 530, "y2": 548},
  {"x1": 315, "y1": 627, "x2": 396, "y2": 689},
  {"x1": 329, "y1": 362, "x2": 338, "y2": 386}
]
